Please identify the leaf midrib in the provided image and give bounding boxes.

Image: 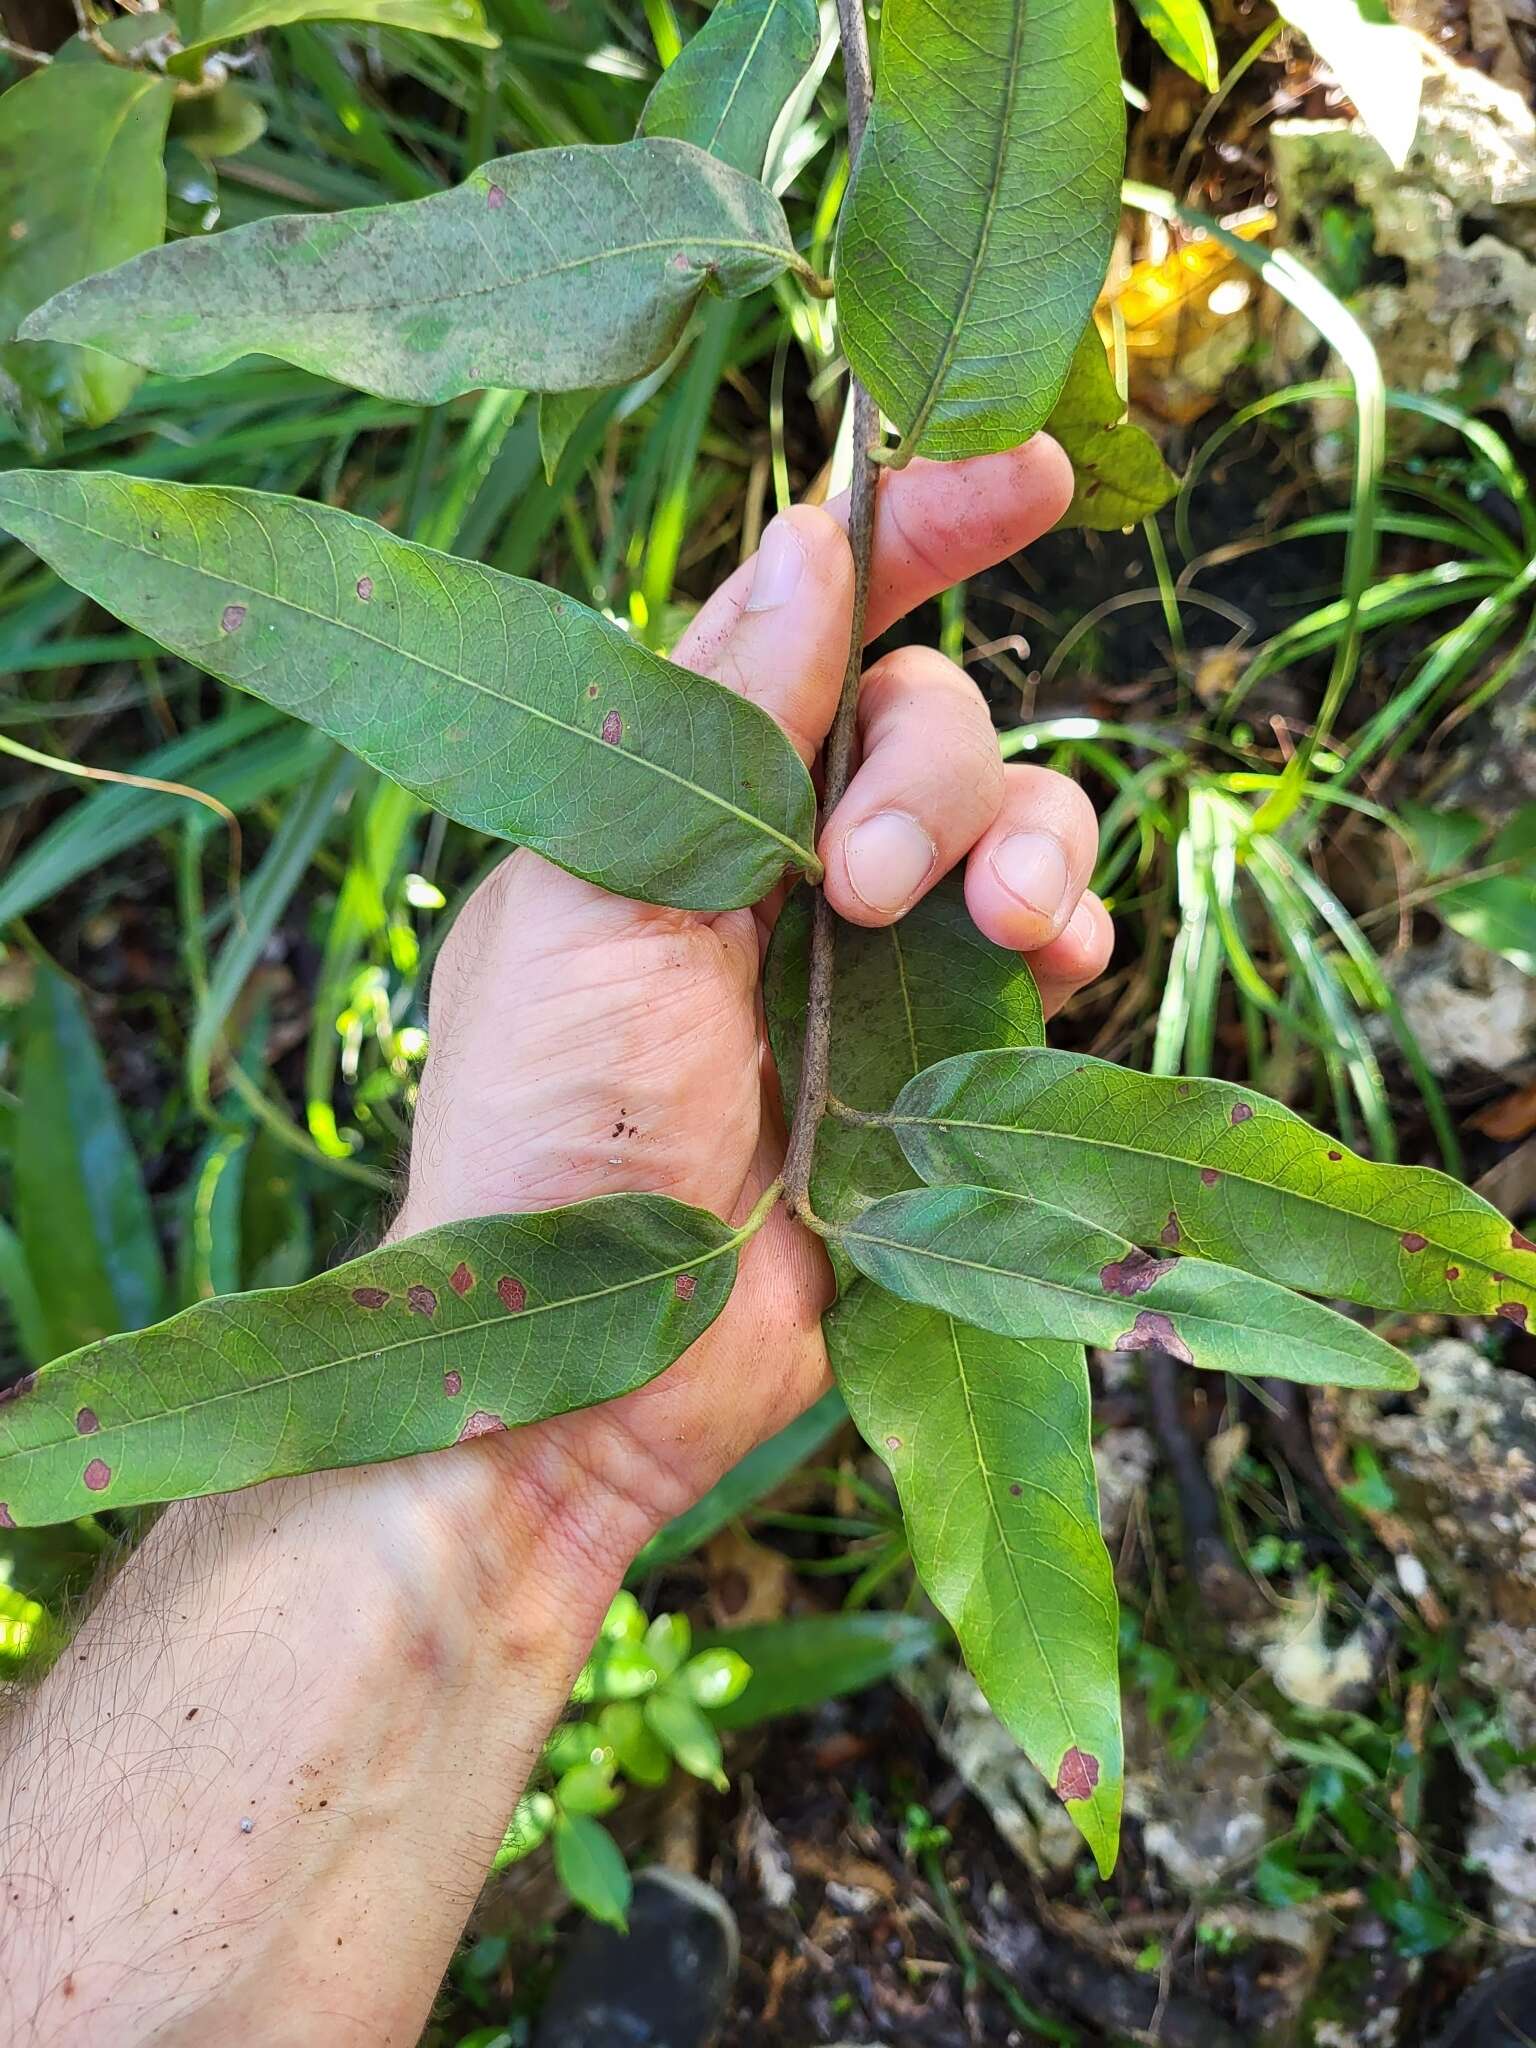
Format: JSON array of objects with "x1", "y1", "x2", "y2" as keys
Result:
[
  {"x1": 13, "y1": 487, "x2": 816, "y2": 871},
  {"x1": 889, "y1": 1100, "x2": 1524, "y2": 1295},
  {"x1": 2, "y1": 1228, "x2": 741, "y2": 1467}
]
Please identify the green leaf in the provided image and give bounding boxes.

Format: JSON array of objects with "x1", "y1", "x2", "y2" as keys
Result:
[
  {"x1": 836, "y1": 1185, "x2": 1417, "y2": 1389},
  {"x1": 1045, "y1": 324, "x2": 1178, "y2": 531},
  {"x1": 598, "y1": 1700, "x2": 671, "y2": 1784},
  {"x1": 0, "y1": 1220, "x2": 50, "y2": 1372},
  {"x1": 1128, "y1": 0, "x2": 1219, "y2": 89},
  {"x1": 0, "y1": 1193, "x2": 742, "y2": 1528},
  {"x1": 556, "y1": 1759, "x2": 622, "y2": 1815},
  {"x1": 1273, "y1": 0, "x2": 1422, "y2": 170},
  {"x1": 1399, "y1": 800, "x2": 1483, "y2": 881},
  {"x1": 174, "y1": 0, "x2": 497, "y2": 58},
  {"x1": 16, "y1": 966, "x2": 165, "y2": 1361},
  {"x1": 639, "y1": 0, "x2": 821, "y2": 177},
  {"x1": 886, "y1": 1048, "x2": 1536, "y2": 1325},
  {"x1": 0, "y1": 471, "x2": 818, "y2": 911},
  {"x1": 828, "y1": 1285, "x2": 1121, "y2": 1874},
  {"x1": 0, "y1": 53, "x2": 172, "y2": 451},
  {"x1": 169, "y1": 81, "x2": 268, "y2": 162},
  {"x1": 702, "y1": 1612, "x2": 944, "y2": 1729},
  {"x1": 644, "y1": 1689, "x2": 727, "y2": 1787},
  {"x1": 834, "y1": 0, "x2": 1123, "y2": 461},
  {"x1": 552, "y1": 1812, "x2": 632, "y2": 1930},
  {"x1": 1437, "y1": 807, "x2": 1536, "y2": 977},
  {"x1": 538, "y1": 390, "x2": 601, "y2": 486},
  {"x1": 23, "y1": 139, "x2": 802, "y2": 408}
]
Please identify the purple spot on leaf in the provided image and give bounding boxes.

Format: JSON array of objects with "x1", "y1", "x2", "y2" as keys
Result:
[
  {"x1": 675, "y1": 1272, "x2": 697, "y2": 1302},
  {"x1": 1500, "y1": 1302, "x2": 1529, "y2": 1328},
  {"x1": 407, "y1": 1285, "x2": 437, "y2": 1317},
  {"x1": 885, "y1": 1435, "x2": 902, "y2": 1451},
  {"x1": 498, "y1": 1275, "x2": 526, "y2": 1313},
  {"x1": 1176, "y1": 1082, "x2": 1192, "y2": 1098},
  {"x1": 1446, "y1": 1266, "x2": 1461, "y2": 1281},
  {"x1": 1514, "y1": 1231, "x2": 1536, "y2": 1254},
  {"x1": 0, "y1": 1372, "x2": 37, "y2": 1407},
  {"x1": 0, "y1": 1504, "x2": 13, "y2": 1529},
  {"x1": 1161, "y1": 1212, "x2": 1181, "y2": 1248},
  {"x1": 601, "y1": 709, "x2": 623, "y2": 745},
  {"x1": 1055, "y1": 1747, "x2": 1100, "y2": 1803},
  {"x1": 1328, "y1": 1150, "x2": 1343, "y2": 1162},
  {"x1": 443, "y1": 1371, "x2": 463, "y2": 1398},
  {"x1": 220, "y1": 604, "x2": 246, "y2": 633},
  {"x1": 1230, "y1": 1102, "x2": 1253, "y2": 1124},
  {"x1": 1200, "y1": 1168, "x2": 1220, "y2": 1186},
  {"x1": 1401, "y1": 1233, "x2": 1428, "y2": 1254},
  {"x1": 486, "y1": 183, "x2": 506, "y2": 209},
  {"x1": 352, "y1": 1286, "x2": 389, "y2": 1309},
  {"x1": 1100, "y1": 1248, "x2": 1174, "y2": 1298},
  {"x1": 1115, "y1": 1309, "x2": 1194, "y2": 1366},
  {"x1": 1009, "y1": 1482, "x2": 1023, "y2": 1497},
  {"x1": 83, "y1": 1458, "x2": 111, "y2": 1494},
  {"x1": 449, "y1": 1262, "x2": 474, "y2": 1297},
  {"x1": 355, "y1": 576, "x2": 373, "y2": 602},
  {"x1": 458, "y1": 1410, "x2": 505, "y2": 1443},
  {"x1": 75, "y1": 1407, "x2": 99, "y2": 1436}
]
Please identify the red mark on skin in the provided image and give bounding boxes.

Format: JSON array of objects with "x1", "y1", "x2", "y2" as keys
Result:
[
  {"x1": 498, "y1": 1275, "x2": 526, "y2": 1313},
  {"x1": 457, "y1": 1411, "x2": 505, "y2": 1442},
  {"x1": 600, "y1": 709, "x2": 623, "y2": 745},
  {"x1": 1230, "y1": 1102, "x2": 1254, "y2": 1124},
  {"x1": 1161, "y1": 1212, "x2": 1181, "y2": 1248},
  {"x1": 407, "y1": 1285, "x2": 438, "y2": 1317},
  {"x1": 1446, "y1": 1267, "x2": 1461, "y2": 1282},
  {"x1": 0, "y1": 1505, "x2": 13, "y2": 1529},
  {"x1": 1328, "y1": 1150, "x2": 1343, "y2": 1162},
  {"x1": 1100, "y1": 1248, "x2": 1174, "y2": 1297},
  {"x1": 220, "y1": 604, "x2": 246, "y2": 633},
  {"x1": 1115, "y1": 1309, "x2": 1194, "y2": 1366},
  {"x1": 75, "y1": 1408, "x2": 99, "y2": 1436},
  {"x1": 1514, "y1": 1232, "x2": 1536, "y2": 1254},
  {"x1": 1500, "y1": 1303, "x2": 1529, "y2": 1328},
  {"x1": 83, "y1": 1458, "x2": 111, "y2": 1493},
  {"x1": 443, "y1": 1371, "x2": 463, "y2": 1398},
  {"x1": 1401, "y1": 1233, "x2": 1428, "y2": 1254},
  {"x1": 355, "y1": 576, "x2": 373, "y2": 602},
  {"x1": 0, "y1": 1372, "x2": 37, "y2": 1407},
  {"x1": 1055, "y1": 1747, "x2": 1100, "y2": 1803},
  {"x1": 1200, "y1": 1168, "x2": 1220, "y2": 1186},
  {"x1": 352, "y1": 1286, "x2": 389, "y2": 1309},
  {"x1": 449, "y1": 1262, "x2": 474, "y2": 1296},
  {"x1": 486, "y1": 183, "x2": 506, "y2": 209},
  {"x1": 674, "y1": 1273, "x2": 697, "y2": 1302}
]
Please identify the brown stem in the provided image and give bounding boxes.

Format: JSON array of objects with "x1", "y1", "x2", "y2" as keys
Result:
[{"x1": 781, "y1": 0, "x2": 878, "y2": 1222}]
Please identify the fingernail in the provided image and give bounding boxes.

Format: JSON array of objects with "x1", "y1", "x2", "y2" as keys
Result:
[
  {"x1": 1068, "y1": 897, "x2": 1099, "y2": 946},
  {"x1": 989, "y1": 831, "x2": 1070, "y2": 925},
  {"x1": 843, "y1": 812, "x2": 937, "y2": 915},
  {"x1": 745, "y1": 517, "x2": 806, "y2": 612}
]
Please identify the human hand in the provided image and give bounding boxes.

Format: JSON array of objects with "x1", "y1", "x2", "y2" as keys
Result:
[{"x1": 390, "y1": 436, "x2": 1112, "y2": 1595}]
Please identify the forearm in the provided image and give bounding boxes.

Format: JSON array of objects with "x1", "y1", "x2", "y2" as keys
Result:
[{"x1": 0, "y1": 1453, "x2": 621, "y2": 2047}]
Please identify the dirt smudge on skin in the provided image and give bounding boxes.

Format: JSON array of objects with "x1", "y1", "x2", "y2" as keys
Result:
[
  {"x1": 1055, "y1": 1747, "x2": 1100, "y2": 1802},
  {"x1": 1115, "y1": 1309, "x2": 1194, "y2": 1366},
  {"x1": 83, "y1": 1459, "x2": 111, "y2": 1493},
  {"x1": 1100, "y1": 1248, "x2": 1174, "y2": 1297},
  {"x1": 497, "y1": 1275, "x2": 526, "y2": 1313}
]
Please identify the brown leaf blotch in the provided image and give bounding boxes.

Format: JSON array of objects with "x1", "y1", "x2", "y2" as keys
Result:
[
  {"x1": 1446, "y1": 1266, "x2": 1461, "y2": 1282},
  {"x1": 352, "y1": 1286, "x2": 390, "y2": 1309},
  {"x1": 1514, "y1": 1231, "x2": 1536, "y2": 1254},
  {"x1": 1401, "y1": 1233, "x2": 1428, "y2": 1254},
  {"x1": 486, "y1": 183, "x2": 506, "y2": 209},
  {"x1": 1009, "y1": 1482, "x2": 1023, "y2": 1497},
  {"x1": 1161, "y1": 1212, "x2": 1181, "y2": 1247},
  {"x1": 75, "y1": 1407, "x2": 99, "y2": 1436},
  {"x1": 83, "y1": 1458, "x2": 111, "y2": 1493},
  {"x1": 1230, "y1": 1102, "x2": 1254, "y2": 1124},
  {"x1": 1055, "y1": 1747, "x2": 1100, "y2": 1803},
  {"x1": 407, "y1": 1285, "x2": 438, "y2": 1317},
  {"x1": 449, "y1": 1262, "x2": 475, "y2": 1296},
  {"x1": 1176, "y1": 1082, "x2": 1192, "y2": 1098},
  {"x1": 497, "y1": 1275, "x2": 526, "y2": 1313},
  {"x1": 674, "y1": 1272, "x2": 697, "y2": 1302},
  {"x1": 1100, "y1": 1248, "x2": 1173, "y2": 1298},
  {"x1": 355, "y1": 576, "x2": 373, "y2": 602},
  {"x1": 885, "y1": 1435, "x2": 902, "y2": 1451},
  {"x1": 1115, "y1": 1308, "x2": 1194, "y2": 1365},
  {"x1": 220, "y1": 603, "x2": 247, "y2": 633},
  {"x1": 600, "y1": 709, "x2": 623, "y2": 745},
  {"x1": 457, "y1": 1410, "x2": 505, "y2": 1442},
  {"x1": 443, "y1": 1371, "x2": 463, "y2": 1398},
  {"x1": 0, "y1": 1504, "x2": 13, "y2": 1529},
  {"x1": 0, "y1": 1372, "x2": 38, "y2": 1407},
  {"x1": 1199, "y1": 1168, "x2": 1220, "y2": 1186},
  {"x1": 1500, "y1": 1302, "x2": 1529, "y2": 1328},
  {"x1": 1327, "y1": 1150, "x2": 1343, "y2": 1162}
]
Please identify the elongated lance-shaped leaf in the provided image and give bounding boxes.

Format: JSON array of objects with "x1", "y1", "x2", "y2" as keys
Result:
[
  {"x1": 834, "y1": 0, "x2": 1124, "y2": 462},
  {"x1": 829, "y1": 1282, "x2": 1120, "y2": 1872},
  {"x1": 0, "y1": 471, "x2": 818, "y2": 911},
  {"x1": 0, "y1": 50, "x2": 172, "y2": 452},
  {"x1": 22, "y1": 140, "x2": 804, "y2": 408},
  {"x1": 1045, "y1": 324, "x2": 1178, "y2": 530},
  {"x1": 640, "y1": 0, "x2": 821, "y2": 177},
  {"x1": 887, "y1": 1048, "x2": 1536, "y2": 1328},
  {"x1": 767, "y1": 887, "x2": 1122, "y2": 1871},
  {"x1": 174, "y1": 0, "x2": 497, "y2": 60},
  {"x1": 0, "y1": 1193, "x2": 743, "y2": 1529},
  {"x1": 837, "y1": 1186, "x2": 1417, "y2": 1390}
]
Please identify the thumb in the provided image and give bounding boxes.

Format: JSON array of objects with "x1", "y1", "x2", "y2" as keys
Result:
[{"x1": 672, "y1": 503, "x2": 855, "y2": 765}]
